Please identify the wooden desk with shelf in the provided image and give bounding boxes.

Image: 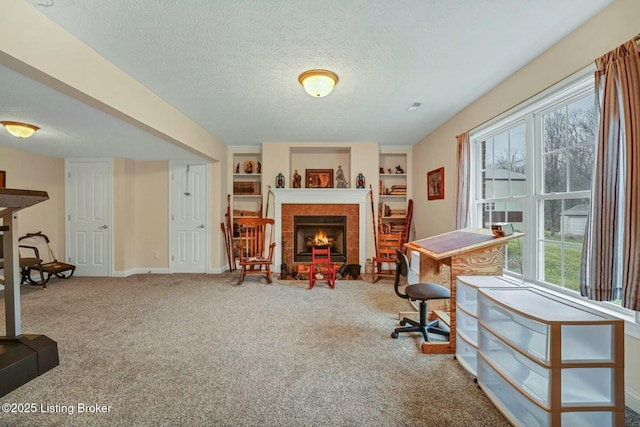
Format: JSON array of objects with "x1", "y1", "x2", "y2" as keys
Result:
[{"x1": 404, "y1": 228, "x2": 524, "y2": 354}]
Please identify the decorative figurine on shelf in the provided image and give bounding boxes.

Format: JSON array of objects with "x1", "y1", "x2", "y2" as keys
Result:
[
  {"x1": 379, "y1": 167, "x2": 384, "y2": 174},
  {"x1": 395, "y1": 165, "x2": 404, "y2": 174},
  {"x1": 356, "y1": 173, "x2": 365, "y2": 189},
  {"x1": 276, "y1": 173, "x2": 285, "y2": 188},
  {"x1": 293, "y1": 169, "x2": 302, "y2": 188},
  {"x1": 236, "y1": 163, "x2": 240, "y2": 174},
  {"x1": 256, "y1": 162, "x2": 261, "y2": 174},
  {"x1": 244, "y1": 161, "x2": 255, "y2": 174},
  {"x1": 387, "y1": 168, "x2": 392, "y2": 174},
  {"x1": 335, "y1": 165, "x2": 349, "y2": 188}
]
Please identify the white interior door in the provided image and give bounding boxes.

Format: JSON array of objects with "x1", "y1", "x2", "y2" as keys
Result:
[
  {"x1": 67, "y1": 160, "x2": 111, "y2": 276},
  {"x1": 171, "y1": 163, "x2": 207, "y2": 273}
]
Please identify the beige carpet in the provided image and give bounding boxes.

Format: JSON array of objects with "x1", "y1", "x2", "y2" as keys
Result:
[{"x1": 0, "y1": 274, "x2": 636, "y2": 426}]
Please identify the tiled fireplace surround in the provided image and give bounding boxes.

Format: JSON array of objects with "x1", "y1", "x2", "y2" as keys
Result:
[{"x1": 270, "y1": 189, "x2": 369, "y2": 272}]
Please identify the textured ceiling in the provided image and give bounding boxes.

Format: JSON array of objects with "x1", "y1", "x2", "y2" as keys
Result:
[{"x1": 1, "y1": 0, "x2": 614, "y2": 160}]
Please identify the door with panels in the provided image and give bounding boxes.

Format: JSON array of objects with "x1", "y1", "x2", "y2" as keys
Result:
[
  {"x1": 66, "y1": 160, "x2": 111, "y2": 277},
  {"x1": 171, "y1": 163, "x2": 208, "y2": 273}
]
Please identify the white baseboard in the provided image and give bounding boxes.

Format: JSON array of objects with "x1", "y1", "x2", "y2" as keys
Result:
[
  {"x1": 113, "y1": 267, "x2": 232, "y2": 276},
  {"x1": 112, "y1": 268, "x2": 170, "y2": 277},
  {"x1": 627, "y1": 387, "x2": 640, "y2": 413}
]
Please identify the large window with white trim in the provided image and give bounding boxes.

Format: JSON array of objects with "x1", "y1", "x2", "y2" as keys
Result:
[{"x1": 471, "y1": 69, "x2": 596, "y2": 295}]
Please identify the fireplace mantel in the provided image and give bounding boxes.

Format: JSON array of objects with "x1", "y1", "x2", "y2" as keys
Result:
[
  {"x1": 270, "y1": 188, "x2": 369, "y2": 271},
  {"x1": 269, "y1": 188, "x2": 369, "y2": 204}
]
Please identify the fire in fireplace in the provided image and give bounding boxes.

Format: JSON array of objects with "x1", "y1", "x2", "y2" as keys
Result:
[{"x1": 293, "y1": 215, "x2": 347, "y2": 263}]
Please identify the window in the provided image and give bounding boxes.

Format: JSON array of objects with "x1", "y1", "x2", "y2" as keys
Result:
[
  {"x1": 538, "y1": 96, "x2": 595, "y2": 290},
  {"x1": 476, "y1": 122, "x2": 526, "y2": 273},
  {"x1": 471, "y1": 69, "x2": 599, "y2": 297}
]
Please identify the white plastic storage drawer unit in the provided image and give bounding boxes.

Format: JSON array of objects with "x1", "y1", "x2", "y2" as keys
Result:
[
  {"x1": 454, "y1": 275, "x2": 526, "y2": 376},
  {"x1": 477, "y1": 287, "x2": 625, "y2": 427},
  {"x1": 456, "y1": 275, "x2": 525, "y2": 316}
]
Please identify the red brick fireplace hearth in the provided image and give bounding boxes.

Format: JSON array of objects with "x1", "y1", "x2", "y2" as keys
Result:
[{"x1": 281, "y1": 204, "x2": 359, "y2": 268}]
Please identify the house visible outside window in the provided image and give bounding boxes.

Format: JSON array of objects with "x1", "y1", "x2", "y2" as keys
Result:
[
  {"x1": 470, "y1": 68, "x2": 601, "y2": 299},
  {"x1": 483, "y1": 202, "x2": 496, "y2": 211}
]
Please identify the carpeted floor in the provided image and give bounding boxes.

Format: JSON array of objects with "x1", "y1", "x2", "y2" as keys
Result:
[{"x1": 0, "y1": 273, "x2": 638, "y2": 426}]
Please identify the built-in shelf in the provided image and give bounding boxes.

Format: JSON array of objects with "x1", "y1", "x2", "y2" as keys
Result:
[
  {"x1": 230, "y1": 150, "x2": 263, "y2": 255},
  {"x1": 378, "y1": 151, "x2": 409, "y2": 233}
]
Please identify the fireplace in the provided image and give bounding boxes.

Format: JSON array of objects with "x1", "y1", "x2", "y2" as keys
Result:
[
  {"x1": 269, "y1": 188, "x2": 369, "y2": 272},
  {"x1": 294, "y1": 215, "x2": 347, "y2": 263}
]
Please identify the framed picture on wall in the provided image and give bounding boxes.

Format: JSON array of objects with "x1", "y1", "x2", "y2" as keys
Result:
[
  {"x1": 305, "y1": 169, "x2": 333, "y2": 188},
  {"x1": 0, "y1": 171, "x2": 5, "y2": 188},
  {"x1": 427, "y1": 167, "x2": 444, "y2": 200}
]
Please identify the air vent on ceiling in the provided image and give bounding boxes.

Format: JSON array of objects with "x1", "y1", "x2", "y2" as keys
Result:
[{"x1": 407, "y1": 102, "x2": 422, "y2": 112}]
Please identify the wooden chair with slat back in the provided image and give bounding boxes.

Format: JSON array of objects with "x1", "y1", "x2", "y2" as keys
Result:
[
  {"x1": 371, "y1": 232, "x2": 403, "y2": 283},
  {"x1": 400, "y1": 199, "x2": 413, "y2": 249},
  {"x1": 235, "y1": 218, "x2": 276, "y2": 285}
]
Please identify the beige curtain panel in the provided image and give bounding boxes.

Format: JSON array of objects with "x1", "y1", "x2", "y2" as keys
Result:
[
  {"x1": 580, "y1": 38, "x2": 640, "y2": 311},
  {"x1": 455, "y1": 131, "x2": 470, "y2": 230}
]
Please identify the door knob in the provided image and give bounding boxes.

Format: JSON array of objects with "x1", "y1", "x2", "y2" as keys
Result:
[
  {"x1": 99, "y1": 225, "x2": 108, "y2": 229},
  {"x1": 197, "y1": 224, "x2": 205, "y2": 229}
]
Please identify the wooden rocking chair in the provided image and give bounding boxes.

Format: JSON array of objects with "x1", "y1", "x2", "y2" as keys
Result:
[
  {"x1": 235, "y1": 218, "x2": 276, "y2": 285},
  {"x1": 371, "y1": 232, "x2": 403, "y2": 283}
]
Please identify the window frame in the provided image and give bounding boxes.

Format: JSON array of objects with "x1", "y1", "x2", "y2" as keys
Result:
[{"x1": 469, "y1": 65, "x2": 635, "y2": 319}]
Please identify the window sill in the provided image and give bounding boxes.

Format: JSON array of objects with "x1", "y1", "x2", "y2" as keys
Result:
[{"x1": 502, "y1": 273, "x2": 640, "y2": 340}]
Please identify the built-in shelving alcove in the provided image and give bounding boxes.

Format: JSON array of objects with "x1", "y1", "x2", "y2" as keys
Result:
[{"x1": 289, "y1": 146, "x2": 351, "y2": 188}]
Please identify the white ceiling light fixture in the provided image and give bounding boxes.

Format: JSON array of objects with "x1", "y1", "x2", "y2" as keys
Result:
[
  {"x1": 0, "y1": 121, "x2": 39, "y2": 138},
  {"x1": 298, "y1": 69, "x2": 339, "y2": 97}
]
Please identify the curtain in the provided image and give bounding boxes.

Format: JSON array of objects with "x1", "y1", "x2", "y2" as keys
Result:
[
  {"x1": 580, "y1": 39, "x2": 640, "y2": 311},
  {"x1": 455, "y1": 132, "x2": 471, "y2": 229}
]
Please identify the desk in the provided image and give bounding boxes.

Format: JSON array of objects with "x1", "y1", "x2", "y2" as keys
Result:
[
  {"x1": 404, "y1": 228, "x2": 524, "y2": 354},
  {"x1": 1, "y1": 188, "x2": 58, "y2": 398}
]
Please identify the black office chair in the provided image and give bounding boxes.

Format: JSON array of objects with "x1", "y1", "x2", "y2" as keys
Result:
[{"x1": 391, "y1": 249, "x2": 450, "y2": 341}]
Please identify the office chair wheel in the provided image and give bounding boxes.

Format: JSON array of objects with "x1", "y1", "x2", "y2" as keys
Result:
[
  {"x1": 391, "y1": 332, "x2": 399, "y2": 339},
  {"x1": 399, "y1": 320, "x2": 406, "y2": 326}
]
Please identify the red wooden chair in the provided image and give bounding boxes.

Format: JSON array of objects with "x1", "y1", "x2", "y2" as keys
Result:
[{"x1": 309, "y1": 246, "x2": 335, "y2": 289}]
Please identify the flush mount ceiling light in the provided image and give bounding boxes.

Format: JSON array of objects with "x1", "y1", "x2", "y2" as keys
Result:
[
  {"x1": 0, "y1": 121, "x2": 39, "y2": 138},
  {"x1": 298, "y1": 69, "x2": 339, "y2": 97}
]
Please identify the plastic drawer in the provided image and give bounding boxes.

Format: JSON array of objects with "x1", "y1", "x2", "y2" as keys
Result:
[
  {"x1": 561, "y1": 411, "x2": 615, "y2": 427},
  {"x1": 456, "y1": 276, "x2": 527, "y2": 316},
  {"x1": 561, "y1": 367, "x2": 614, "y2": 406},
  {"x1": 456, "y1": 279, "x2": 479, "y2": 315},
  {"x1": 455, "y1": 333, "x2": 478, "y2": 376},
  {"x1": 456, "y1": 306, "x2": 478, "y2": 346},
  {"x1": 478, "y1": 357, "x2": 550, "y2": 427},
  {"x1": 478, "y1": 288, "x2": 618, "y2": 364},
  {"x1": 479, "y1": 295, "x2": 550, "y2": 363},
  {"x1": 479, "y1": 357, "x2": 616, "y2": 427},
  {"x1": 479, "y1": 325, "x2": 551, "y2": 407},
  {"x1": 561, "y1": 324, "x2": 614, "y2": 362}
]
